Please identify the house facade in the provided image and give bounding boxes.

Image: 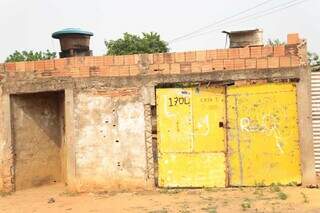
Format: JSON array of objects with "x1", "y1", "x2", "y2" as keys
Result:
[{"x1": 0, "y1": 33, "x2": 317, "y2": 192}]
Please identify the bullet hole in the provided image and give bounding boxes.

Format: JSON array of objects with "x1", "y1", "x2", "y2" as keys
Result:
[
  {"x1": 105, "y1": 120, "x2": 109, "y2": 123},
  {"x1": 117, "y1": 162, "x2": 121, "y2": 167},
  {"x1": 115, "y1": 140, "x2": 119, "y2": 143},
  {"x1": 113, "y1": 124, "x2": 116, "y2": 127}
]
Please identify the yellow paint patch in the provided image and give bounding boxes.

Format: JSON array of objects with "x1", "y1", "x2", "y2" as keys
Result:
[
  {"x1": 156, "y1": 87, "x2": 226, "y2": 187},
  {"x1": 227, "y1": 83, "x2": 302, "y2": 186},
  {"x1": 158, "y1": 153, "x2": 226, "y2": 187}
]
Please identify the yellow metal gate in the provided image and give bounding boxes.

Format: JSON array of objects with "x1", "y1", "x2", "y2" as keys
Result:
[
  {"x1": 157, "y1": 83, "x2": 302, "y2": 188},
  {"x1": 157, "y1": 87, "x2": 226, "y2": 187},
  {"x1": 227, "y1": 83, "x2": 302, "y2": 186}
]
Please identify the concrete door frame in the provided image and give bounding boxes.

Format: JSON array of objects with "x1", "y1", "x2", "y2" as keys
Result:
[{"x1": 0, "y1": 89, "x2": 76, "y2": 192}]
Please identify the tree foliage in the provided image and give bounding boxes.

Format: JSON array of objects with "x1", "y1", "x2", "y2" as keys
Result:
[
  {"x1": 105, "y1": 32, "x2": 169, "y2": 55},
  {"x1": 5, "y1": 50, "x2": 56, "y2": 62},
  {"x1": 308, "y1": 52, "x2": 320, "y2": 67},
  {"x1": 266, "y1": 38, "x2": 285, "y2": 46}
]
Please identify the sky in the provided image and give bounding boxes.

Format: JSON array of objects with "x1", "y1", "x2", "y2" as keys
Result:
[{"x1": 0, "y1": 0, "x2": 319, "y2": 62}]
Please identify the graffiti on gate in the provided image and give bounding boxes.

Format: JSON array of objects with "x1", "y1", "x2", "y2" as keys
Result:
[{"x1": 239, "y1": 113, "x2": 284, "y2": 154}]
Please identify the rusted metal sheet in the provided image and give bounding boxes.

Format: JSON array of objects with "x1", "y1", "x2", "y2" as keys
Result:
[
  {"x1": 311, "y1": 69, "x2": 320, "y2": 174},
  {"x1": 227, "y1": 83, "x2": 302, "y2": 186},
  {"x1": 156, "y1": 87, "x2": 226, "y2": 187}
]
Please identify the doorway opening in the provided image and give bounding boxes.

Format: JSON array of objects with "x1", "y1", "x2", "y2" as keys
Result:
[{"x1": 10, "y1": 91, "x2": 66, "y2": 191}]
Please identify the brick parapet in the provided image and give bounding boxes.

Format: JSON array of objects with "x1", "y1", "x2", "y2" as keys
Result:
[{"x1": 0, "y1": 33, "x2": 307, "y2": 79}]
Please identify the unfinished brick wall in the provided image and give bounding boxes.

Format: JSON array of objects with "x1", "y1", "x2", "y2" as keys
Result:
[{"x1": 0, "y1": 34, "x2": 307, "y2": 79}]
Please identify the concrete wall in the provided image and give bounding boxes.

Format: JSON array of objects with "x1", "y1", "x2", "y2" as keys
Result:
[
  {"x1": 73, "y1": 88, "x2": 148, "y2": 191},
  {"x1": 11, "y1": 92, "x2": 63, "y2": 190}
]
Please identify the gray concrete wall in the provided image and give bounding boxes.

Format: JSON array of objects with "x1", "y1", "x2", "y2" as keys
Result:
[
  {"x1": 11, "y1": 92, "x2": 64, "y2": 190},
  {"x1": 73, "y1": 89, "x2": 148, "y2": 191}
]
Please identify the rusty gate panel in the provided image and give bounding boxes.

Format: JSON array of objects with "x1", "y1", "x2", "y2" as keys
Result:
[
  {"x1": 157, "y1": 87, "x2": 226, "y2": 187},
  {"x1": 227, "y1": 83, "x2": 302, "y2": 186}
]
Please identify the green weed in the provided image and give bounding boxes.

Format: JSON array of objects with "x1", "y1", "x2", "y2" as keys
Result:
[
  {"x1": 277, "y1": 192, "x2": 288, "y2": 200},
  {"x1": 241, "y1": 198, "x2": 251, "y2": 211},
  {"x1": 301, "y1": 192, "x2": 309, "y2": 203}
]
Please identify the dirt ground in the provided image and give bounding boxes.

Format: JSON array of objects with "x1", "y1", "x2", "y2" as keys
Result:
[{"x1": 0, "y1": 184, "x2": 320, "y2": 213}]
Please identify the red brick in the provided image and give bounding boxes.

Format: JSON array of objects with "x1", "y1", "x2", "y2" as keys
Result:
[
  {"x1": 153, "y1": 53, "x2": 164, "y2": 64},
  {"x1": 130, "y1": 65, "x2": 140, "y2": 76},
  {"x1": 273, "y1": 45, "x2": 285, "y2": 57},
  {"x1": 180, "y1": 62, "x2": 192, "y2": 73},
  {"x1": 124, "y1": 55, "x2": 135, "y2": 65},
  {"x1": 164, "y1": 53, "x2": 174, "y2": 63},
  {"x1": 191, "y1": 62, "x2": 201, "y2": 73},
  {"x1": 5, "y1": 63, "x2": 16, "y2": 72},
  {"x1": 206, "y1": 50, "x2": 217, "y2": 60},
  {"x1": 280, "y1": 57, "x2": 291, "y2": 67},
  {"x1": 148, "y1": 54, "x2": 154, "y2": 64},
  {"x1": 34, "y1": 61, "x2": 45, "y2": 71},
  {"x1": 239, "y1": 47, "x2": 250, "y2": 58},
  {"x1": 257, "y1": 58, "x2": 268, "y2": 69},
  {"x1": 54, "y1": 59, "x2": 66, "y2": 70},
  {"x1": 170, "y1": 64, "x2": 180, "y2": 74},
  {"x1": 175, "y1": 52, "x2": 185, "y2": 63},
  {"x1": 94, "y1": 56, "x2": 104, "y2": 66},
  {"x1": 79, "y1": 66, "x2": 90, "y2": 77},
  {"x1": 196, "y1": 51, "x2": 206, "y2": 61},
  {"x1": 291, "y1": 56, "x2": 300, "y2": 67},
  {"x1": 287, "y1": 33, "x2": 300, "y2": 44},
  {"x1": 99, "y1": 66, "x2": 110, "y2": 77},
  {"x1": 235, "y1": 80, "x2": 249, "y2": 86},
  {"x1": 104, "y1": 55, "x2": 114, "y2": 66},
  {"x1": 201, "y1": 62, "x2": 213, "y2": 72},
  {"x1": 262, "y1": 46, "x2": 273, "y2": 57},
  {"x1": 245, "y1": 58, "x2": 257, "y2": 69},
  {"x1": 217, "y1": 49, "x2": 228, "y2": 59},
  {"x1": 185, "y1": 51, "x2": 196, "y2": 62},
  {"x1": 250, "y1": 46, "x2": 262, "y2": 58},
  {"x1": 134, "y1": 54, "x2": 140, "y2": 64},
  {"x1": 234, "y1": 59, "x2": 245, "y2": 70},
  {"x1": 44, "y1": 60, "x2": 54, "y2": 70},
  {"x1": 268, "y1": 57, "x2": 280, "y2": 68},
  {"x1": 118, "y1": 65, "x2": 130, "y2": 76},
  {"x1": 223, "y1": 59, "x2": 234, "y2": 70},
  {"x1": 15, "y1": 62, "x2": 25, "y2": 72},
  {"x1": 109, "y1": 66, "x2": 119, "y2": 76},
  {"x1": 71, "y1": 67, "x2": 81, "y2": 77},
  {"x1": 212, "y1": 60, "x2": 224, "y2": 71},
  {"x1": 149, "y1": 64, "x2": 160, "y2": 74},
  {"x1": 159, "y1": 64, "x2": 170, "y2": 74},
  {"x1": 25, "y1": 61, "x2": 35, "y2": 71},
  {"x1": 65, "y1": 57, "x2": 75, "y2": 67},
  {"x1": 74, "y1": 57, "x2": 85, "y2": 67},
  {"x1": 114, "y1": 56, "x2": 124, "y2": 65},
  {"x1": 228, "y1": 48, "x2": 240, "y2": 59}
]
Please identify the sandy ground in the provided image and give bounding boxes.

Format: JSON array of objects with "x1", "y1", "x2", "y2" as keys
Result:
[{"x1": 0, "y1": 184, "x2": 320, "y2": 213}]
